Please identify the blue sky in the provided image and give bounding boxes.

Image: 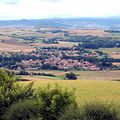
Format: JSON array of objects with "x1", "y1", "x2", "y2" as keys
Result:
[{"x1": 0, "y1": 0, "x2": 120, "y2": 20}]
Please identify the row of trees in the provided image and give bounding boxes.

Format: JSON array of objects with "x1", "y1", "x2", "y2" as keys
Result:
[
  {"x1": 63, "y1": 35, "x2": 120, "y2": 49},
  {"x1": 17, "y1": 70, "x2": 56, "y2": 77},
  {"x1": 17, "y1": 70, "x2": 77, "y2": 80},
  {"x1": 81, "y1": 40, "x2": 120, "y2": 49}
]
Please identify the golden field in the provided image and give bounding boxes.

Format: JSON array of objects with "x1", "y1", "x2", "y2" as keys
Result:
[{"x1": 19, "y1": 79, "x2": 120, "y2": 105}]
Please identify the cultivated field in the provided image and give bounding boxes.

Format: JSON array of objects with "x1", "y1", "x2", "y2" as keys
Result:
[
  {"x1": 113, "y1": 62, "x2": 120, "y2": 66},
  {"x1": 0, "y1": 27, "x2": 120, "y2": 106},
  {"x1": 21, "y1": 70, "x2": 120, "y2": 81},
  {"x1": 0, "y1": 43, "x2": 35, "y2": 52},
  {"x1": 91, "y1": 48, "x2": 120, "y2": 59},
  {"x1": 68, "y1": 29, "x2": 110, "y2": 37},
  {"x1": 31, "y1": 41, "x2": 78, "y2": 48},
  {"x1": 19, "y1": 70, "x2": 120, "y2": 105},
  {"x1": 20, "y1": 79, "x2": 120, "y2": 105}
]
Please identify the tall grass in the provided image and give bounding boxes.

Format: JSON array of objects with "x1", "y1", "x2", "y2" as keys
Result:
[{"x1": 58, "y1": 102, "x2": 120, "y2": 120}]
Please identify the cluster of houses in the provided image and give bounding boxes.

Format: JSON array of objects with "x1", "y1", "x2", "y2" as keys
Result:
[
  {"x1": 16, "y1": 48, "x2": 100, "y2": 71},
  {"x1": 43, "y1": 57, "x2": 100, "y2": 71}
]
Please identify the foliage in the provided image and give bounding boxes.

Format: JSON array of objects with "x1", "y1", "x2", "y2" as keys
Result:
[
  {"x1": 32, "y1": 72, "x2": 56, "y2": 77},
  {"x1": 17, "y1": 70, "x2": 56, "y2": 77},
  {"x1": 18, "y1": 70, "x2": 29, "y2": 75},
  {"x1": 58, "y1": 102, "x2": 120, "y2": 120},
  {"x1": 65, "y1": 72, "x2": 77, "y2": 80},
  {"x1": 58, "y1": 106, "x2": 82, "y2": 120},
  {"x1": 4, "y1": 84, "x2": 76, "y2": 120},
  {"x1": 83, "y1": 102, "x2": 119, "y2": 120},
  {"x1": 68, "y1": 35, "x2": 120, "y2": 49},
  {"x1": 35, "y1": 84, "x2": 77, "y2": 120},
  {"x1": 0, "y1": 69, "x2": 34, "y2": 120},
  {"x1": 0, "y1": 69, "x2": 77, "y2": 120},
  {"x1": 5, "y1": 99, "x2": 42, "y2": 120}
]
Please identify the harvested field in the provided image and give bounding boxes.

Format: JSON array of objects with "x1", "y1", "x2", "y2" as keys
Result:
[
  {"x1": 99, "y1": 48, "x2": 120, "y2": 59},
  {"x1": 0, "y1": 43, "x2": 35, "y2": 52},
  {"x1": 31, "y1": 41, "x2": 78, "y2": 47},
  {"x1": 68, "y1": 29, "x2": 109, "y2": 36},
  {"x1": 111, "y1": 53, "x2": 120, "y2": 59},
  {"x1": 113, "y1": 62, "x2": 120, "y2": 66}
]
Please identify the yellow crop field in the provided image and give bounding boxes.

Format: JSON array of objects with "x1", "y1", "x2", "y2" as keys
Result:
[{"x1": 20, "y1": 79, "x2": 120, "y2": 105}]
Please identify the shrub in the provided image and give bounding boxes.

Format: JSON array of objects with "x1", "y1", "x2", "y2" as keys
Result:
[
  {"x1": 0, "y1": 69, "x2": 34, "y2": 119},
  {"x1": 0, "y1": 69, "x2": 77, "y2": 120},
  {"x1": 5, "y1": 99, "x2": 42, "y2": 120},
  {"x1": 17, "y1": 70, "x2": 29, "y2": 75},
  {"x1": 58, "y1": 102, "x2": 120, "y2": 120},
  {"x1": 4, "y1": 85, "x2": 76, "y2": 120},
  {"x1": 83, "y1": 102, "x2": 119, "y2": 120},
  {"x1": 58, "y1": 106, "x2": 82, "y2": 120},
  {"x1": 36, "y1": 84, "x2": 77, "y2": 120},
  {"x1": 65, "y1": 72, "x2": 77, "y2": 80}
]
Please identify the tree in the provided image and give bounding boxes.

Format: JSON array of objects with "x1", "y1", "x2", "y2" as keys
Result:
[
  {"x1": 0, "y1": 69, "x2": 77, "y2": 120},
  {"x1": 36, "y1": 84, "x2": 77, "y2": 120},
  {"x1": 0, "y1": 69, "x2": 34, "y2": 120},
  {"x1": 65, "y1": 72, "x2": 77, "y2": 80}
]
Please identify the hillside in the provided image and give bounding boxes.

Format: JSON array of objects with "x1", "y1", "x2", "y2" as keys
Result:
[{"x1": 1, "y1": 18, "x2": 120, "y2": 29}]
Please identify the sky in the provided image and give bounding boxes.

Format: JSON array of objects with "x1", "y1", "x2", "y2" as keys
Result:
[{"x1": 0, "y1": 0, "x2": 120, "y2": 20}]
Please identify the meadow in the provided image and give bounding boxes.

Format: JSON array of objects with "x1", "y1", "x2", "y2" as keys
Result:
[
  {"x1": 0, "y1": 27, "x2": 120, "y2": 106},
  {"x1": 20, "y1": 79, "x2": 120, "y2": 105},
  {"x1": 19, "y1": 69, "x2": 120, "y2": 105},
  {"x1": 22, "y1": 70, "x2": 120, "y2": 80}
]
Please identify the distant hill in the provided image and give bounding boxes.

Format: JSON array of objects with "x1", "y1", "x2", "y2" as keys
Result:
[{"x1": 0, "y1": 18, "x2": 120, "y2": 30}]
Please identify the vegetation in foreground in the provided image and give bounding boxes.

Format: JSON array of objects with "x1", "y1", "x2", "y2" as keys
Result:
[
  {"x1": 58, "y1": 103, "x2": 120, "y2": 120},
  {"x1": 0, "y1": 69, "x2": 76, "y2": 120},
  {"x1": 0, "y1": 69, "x2": 120, "y2": 120}
]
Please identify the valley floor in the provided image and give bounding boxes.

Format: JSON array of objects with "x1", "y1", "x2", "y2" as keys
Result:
[
  {"x1": 19, "y1": 78, "x2": 120, "y2": 105},
  {"x1": 20, "y1": 70, "x2": 120, "y2": 81}
]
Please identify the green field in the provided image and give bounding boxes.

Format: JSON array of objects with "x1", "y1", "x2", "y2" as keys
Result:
[
  {"x1": 99, "y1": 48, "x2": 120, "y2": 54},
  {"x1": 21, "y1": 70, "x2": 120, "y2": 81},
  {"x1": 20, "y1": 79, "x2": 120, "y2": 105}
]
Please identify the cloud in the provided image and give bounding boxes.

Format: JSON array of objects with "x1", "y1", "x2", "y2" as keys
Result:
[
  {"x1": 0, "y1": 0, "x2": 120, "y2": 20},
  {"x1": 40, "y1": 0, "x2": 61, "y2": 2},
  {"x1": 0, "y1": 0, "x2": 20, "y2": 5}
]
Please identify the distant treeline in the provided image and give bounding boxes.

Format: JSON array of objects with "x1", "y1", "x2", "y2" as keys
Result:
[
  {"x1": 62, "y1": 35, "x2": 120, "y2": 49},
  {"x1": 105, "y1": 30, "x2": 120, "y2": 33},
  {"x1": 17, "y1": 70, "x2": 56, "y2": 77}
]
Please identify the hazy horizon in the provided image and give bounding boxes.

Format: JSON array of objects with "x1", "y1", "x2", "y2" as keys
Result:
[{"x1": 0, "y1": 0, "x2": 120, "y2": 20}]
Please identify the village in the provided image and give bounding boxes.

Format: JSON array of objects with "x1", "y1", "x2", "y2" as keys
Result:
[
  {"x1": 14, "y1": 46, "x2": 102, "y2": 71},
  {"x1": 0, "y1": 45, "x2": 102, "y2": 71}
]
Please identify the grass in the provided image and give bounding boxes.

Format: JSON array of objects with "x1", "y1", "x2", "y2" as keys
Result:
[
  {"x1": 99, "y1": 48, "x2": 120, "y2": 59},
  {"x1": 99, "y1": 48, "x2": 120, "y2": 54},
  {"x1": 0, "y1": 43, "x2": 35, "y2": 52},
  {"x1": 19, "y1": 79, "x2": 120, "y2": 106},
  {"x1": 26, "y1": 70, "x2": 120, "y2": 80},
  {"x1": 31, "y1": 41, "x2": 78, "y2": 48},
  {"x1": 89, "y1": 48, "x2": 120, "y2": 59}
]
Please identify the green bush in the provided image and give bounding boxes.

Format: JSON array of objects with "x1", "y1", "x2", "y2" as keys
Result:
[
  {"x1": 58, "y1": 102, "x2": 120, "y2": 120},
  {"x1": 0, "y1": 69, "x2": 34, "y2": 120},
  {"x1": 36, "y1": 84, "x2": 77, "y2": 120},
  {"x1": 83, "y1": 102, "x2": 119, "y2": 120},
  {"x1": 65, "y1": 72, "x2": 77, "y2": 80},
  {"x1": 5, "y1": 99, "x2": 42, "y2": 120},
  {"x1": 0, "y1": 69, "x2": 77, "y2": 120},
  {"x1": 58, "y1": 106, "x2": 82, "y2": 120},
  {"x1": 4, "y1": 84, "x2": 76, "y2": 120}
]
